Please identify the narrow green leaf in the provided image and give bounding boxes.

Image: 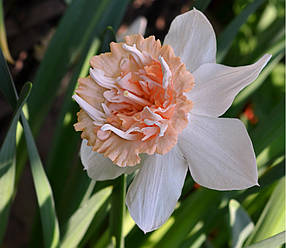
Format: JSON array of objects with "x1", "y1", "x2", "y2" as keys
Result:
[
  {"x1": 237, "y1": 158, "x2": 285, "y2": 202},
  {"x1": 217, "y1": 0, "x2": 268, "y2": 62},
  {"x1": 110, "y1": 175, "x2": 126, "y2": 248},
  {"x1": 27, "y1": 0, "x2": 130, "y2": 135},
  {"x1": 92, "y1": 229, "x2": 112, "y2": 248},
  {"x1": 179, "y1": 158, "x2": 284, "y2": 248},
  {"x1": 246, "y1": 231, "x2": 286, "y2": 248},
  {"x1": 16, "y1": 0, "x2": 130, "y2": 203},
  {"x1": 179, "y1": 208, "x2": 227, "y2": 248},
  {"x1": 0, "y1": 82, "x2": 31, "y2": 243},
  {"x1": 228, "y1": 50, "x2": 284, "y2": 117},
  {"x1": 79, "y1": 196, "x2": 110, "y2": 247},
  {"x1": 47, "y1": 38, "x2": 100, "y2": 205},
  {"x1": 0, "y1": 1, "x2": 14, "y2": 63},
  {"x1": 46, "y1": 0, "x2": 129, "y2": 221},
  {"x1": 60, "y1": 187, "x2": 112, "y2": 248},
  {"x1": 160, "y1": 158, "x2": 284, "y2": 248},
  {"x1": 21, "y1": 116, "x2": 60, "y2": 248},
  {"x1": 99, "y1": 25, "x2": 117, "y2": 53},
  {"x1": 229, "y1": 199, "x2": 254, "y2": 248},
  {"x1": 154, "y1": 189, "x2": 221, "y2": 248},
  {"x1": 250, "y1": 100, "x2": 284, "y2": 170},
  {"x1": 246, "y1": 177, "x2": 285, "y2": 245},
  {"x1": 242, "y1": 18, "x2": 284, "y2": 64},
  {"x1": 0, "y1": 49, "x2": 17, "y2": 108}
]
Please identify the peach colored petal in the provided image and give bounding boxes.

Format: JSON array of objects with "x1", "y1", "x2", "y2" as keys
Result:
[
  {"x1": 74, "y1": 110, "x2": 98, "y2": 146},
  {"x1": 74, "y1": 34, "x2": 194, "y2": 167},
  {"x1": 75, "y1": 76, "x2": 105, "y2": 110},
  {"x1": 154, "y1": 125, "x2": 178, "y2": 154},
  {"x1": 125, "y1": 35, "x2": 161, "y2": 59},
  {"x1": 90, "y1": 52, "x2": 121, "y2": 77},
  {"x1": 160, "y1": 45, "x2": 194, "y2": 95},
  {"x1": 171, "y1": 96, "x2": 193, "y2": 133}
]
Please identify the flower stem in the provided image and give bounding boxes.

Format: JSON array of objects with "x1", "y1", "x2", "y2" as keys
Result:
[{"x1": 110, "y1": 174, "x2": 126, "y2": 248}]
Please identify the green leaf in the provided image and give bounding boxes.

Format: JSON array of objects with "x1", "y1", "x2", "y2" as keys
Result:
[
  {"x1": 21, "y1": 115, "x2": 60, "y2": 248},
  {"x1": 229, "y1": 199, "x2": 254, "y2": 248},
  {"x1": 246, "y1": 177, "x2": 285, "y2": 245},
  {"x1": 179, "y1": 207, "x2": 228, "y2": 248},
  {"x1": 237, "y1": 158, "x2": 285, "y2": 202},
  {"x1": 79, "y1": 195, "x2": 111, "y2": 247},
  {"x1": 217, "y1": 0, "x2": 268, "y2": 62},
  {"x1": 0, "y1": 1, "x2": 14, "y2": 64},
  {"x1": 242, "y1": 18, "x2": 284, "y2": 65},
  {"x1": 47, "y1": 38, "x2": 100, "y2": 206},
  {"x1": 60, "y1": 187, "x2": 112, "y2": 248},
  {"x1": 153, "y1": 189, "x2": 221, "y2": 248},
  {"x1": 27, "y1": 0, "x2": 130, "y2": 135},
  {"x1": 246, "y1": 231, "x2": 286, "y2": 248},
  {"x1": 46, "y1": 0, "x2": 129, "y2": 221},
  {"x1": 250, "y1": 100, "x2": 285, "y2": 170},
  {"x1": 16, "y1": 0, "x2": 130, "y2": 207},
  {"x1": 0, "y1": 49, "x2": 17, "y2": 108},
  {"x1": 0, "y1": 82, "x2": 32, "y2": 243},
  {"x1": 228, "y1": 50, "x2": 284, "y2": 117},
  {"x1": 110, "y1": 175, "x2": 126, "y2": 248}
]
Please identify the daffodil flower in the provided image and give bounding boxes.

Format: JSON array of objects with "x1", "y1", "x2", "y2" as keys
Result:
[{"x1": 72, "y1": 9, "x2": 271, "y2": 233}]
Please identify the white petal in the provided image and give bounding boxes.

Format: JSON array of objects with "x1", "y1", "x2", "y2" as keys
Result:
[
  {"x1": 80, "y1": 140, "x2": 139, "y2": 180},
  {"x1": 189, "y1": 54, "x2": 271, "y2": 117},
  {"x1": 116, "y1": 16, "x2": 147, "y2": 42},
  {"x1": 178, "y1": 114, "x2": 258, "y2": 190},
  {"x1": 164, "y1": 8, "x2": 216, "y2": 72},
  {"x1": 126, "y1": 146, "x2": 187, "y2": 233}
]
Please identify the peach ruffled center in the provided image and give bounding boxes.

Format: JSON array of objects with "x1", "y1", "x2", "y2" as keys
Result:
[{"x1": 73, "y1": 34, "x2": 194, "y2": 167}]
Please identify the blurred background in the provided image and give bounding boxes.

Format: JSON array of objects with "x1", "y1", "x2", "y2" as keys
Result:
[{"x1": 0, "y1": 0, "x2": 285, "y2": 247}]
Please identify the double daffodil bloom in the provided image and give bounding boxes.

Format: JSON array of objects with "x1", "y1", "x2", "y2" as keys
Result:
[{"x1": 73, "y1": 9, "x2": 271, "y2": 233}]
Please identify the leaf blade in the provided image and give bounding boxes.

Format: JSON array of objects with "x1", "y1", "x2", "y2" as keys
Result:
[
  {"x1": 0, "y1": 49, "x2": 17, "y2": 108},
  {"x1": 217, "y1": 0, "x2": 268, "y2": 62},
  {"x1": 0, "y1": 82, "x2": 32, "y2": 243},
  {"x1": 229, "y1": 199, "x2": 254, "y2": 248},
  {"x1": 246, "y1": 231, "x2": 286, "y2": 248},
  {"x1": 21, "y1": 115, "x2": 60, "y2": 248},
  {"x1": 246, "y1": 177, "x2": 285, "y2": 245},
  {"x1": 60, "y1": 187, "x2": 112, "y2": 248}
]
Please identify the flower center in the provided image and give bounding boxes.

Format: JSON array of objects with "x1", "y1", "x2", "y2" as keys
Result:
[
  {"x1": 73, "y1": 34, "x2": 194, "y2": 166},
  {"x1": 74, "y1": 44, "x2": 175, "y2": 142}
]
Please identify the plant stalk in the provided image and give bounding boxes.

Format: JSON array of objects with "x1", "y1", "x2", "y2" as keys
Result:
[{"x1": 110, "y1": 174, "x2": 126, "y2": 248}]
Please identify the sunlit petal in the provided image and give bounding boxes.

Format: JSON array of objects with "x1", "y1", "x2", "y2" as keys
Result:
[
  {"x1": 80, "y1": 139, "x2": 140, "y2": 180},
  {"x1": 164, "y1": 8, "x2": 216, "y2": 72},
  {"x1": 126, "y1": 146, "x2": 187, "y2": 232},
  {"x1": 188, "y1": 54, "x2": 271, "y2": 117},
  {"x1": 178, "y1": 114, "x2": 258, "y2": 190}
]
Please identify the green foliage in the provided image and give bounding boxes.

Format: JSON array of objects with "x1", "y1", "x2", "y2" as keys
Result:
[
  {"x1": 0, "y1": 0, "x2": 14, "y2": 63},
  {"x1": 22, "y1": 115, "x2": 60, "y2": 248},
  {"x1": 0, "y1": 48, "x2": 17, "y2": 108},
  {"x1": 229, "y1": 200, "x2": 254, "y2": 248},
  {"x1": 245, "y1": 231, "x2": 286, "y2": 248},
  {"x1": 60, "y1": 187, "x2": 112, "y2": 248},
  {"x1": 0, "y1": 82, "x2": 31, "y2": 243},
  {"x1": 0, "y1": 0, "x2": 285, "y2": 247},
  {"x1": 246, "y1": 177, "x2": 285, "y2": 245}
]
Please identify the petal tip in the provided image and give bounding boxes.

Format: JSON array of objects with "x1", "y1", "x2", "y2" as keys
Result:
[
  {"x1": 264, "y1": 53, "x2": 272, "y2": 62},
  {"x1": 262, "y1": 53, "x2": 272, "y2": 61}
]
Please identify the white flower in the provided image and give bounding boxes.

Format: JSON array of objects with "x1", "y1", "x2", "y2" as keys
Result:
[{"x1": 75, "y1": 9, "x2": 271, "y2": 233}]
